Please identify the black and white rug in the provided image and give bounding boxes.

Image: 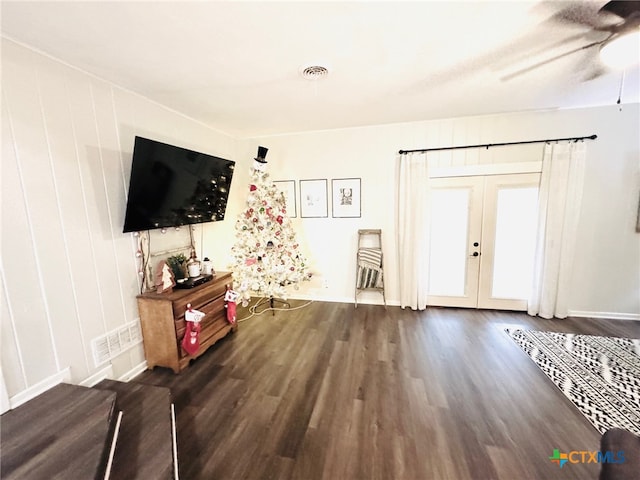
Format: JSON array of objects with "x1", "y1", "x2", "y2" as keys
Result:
[{"x1": 506, "y1": 329, "x2": 640, "y2": 436}]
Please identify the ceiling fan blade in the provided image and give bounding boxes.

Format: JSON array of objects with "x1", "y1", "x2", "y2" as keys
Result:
[
  {"x1": 550, "y1": 3, "x2": 606, "y2": 30},
  {"x1": 547, "y1": 1, "x2": 640, "y2": 31},
  {"x1": 600, "y1": 1, "x2": 640, "y2": 20},
  {"x1": 500, "y1": 40, "x2": 604, "y2": 81},
  {"x1": 489, "y1": 32, "x2": 593, "y2": 72}
]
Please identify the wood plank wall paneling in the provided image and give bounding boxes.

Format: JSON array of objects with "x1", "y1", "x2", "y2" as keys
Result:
[
  {"x1": 39, "y1": 60, "x2": 96, "y2": 373},
  {"x1": 0, "y1": 39, "x2": 237, "y2": 400},
  {"x1": 2, "y1": 51, "x2": 61, "y2": 385}
]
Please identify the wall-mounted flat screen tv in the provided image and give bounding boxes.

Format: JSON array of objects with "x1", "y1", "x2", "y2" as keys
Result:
[{"x1": 123, "y1": 136, "x2": 235, "y2": 233}]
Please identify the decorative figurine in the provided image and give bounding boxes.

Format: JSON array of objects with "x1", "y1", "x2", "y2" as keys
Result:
[{"x1": 155, "y1": 260, "x2": 176, "y2": 294}]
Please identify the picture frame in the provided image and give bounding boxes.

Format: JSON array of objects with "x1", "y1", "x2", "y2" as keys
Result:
[
  {"x1": 332, "y1": 178, "x2": 361, "y2": 218},
  {"x1": 299, "y1": 179, "x2": 328, "y2": 218},
  {"x1": 273, "y1": 180, "x2": 297, "y2": 217}
]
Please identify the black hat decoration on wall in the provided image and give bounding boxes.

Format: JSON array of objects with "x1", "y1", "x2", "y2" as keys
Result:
[{"x1": 255, "y1": 146, "x2": 268, "y2": 163}]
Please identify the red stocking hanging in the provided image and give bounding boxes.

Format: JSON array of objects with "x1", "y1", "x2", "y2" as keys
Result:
[
  {"x1": 224, "y1": 285, "x2": 239, "y2": 325},
  {"x1": 181, "y1": 303, "x2": 205, "y2": 356},
  {"x1": 181, "y1": 320, "x2": 200, "y2": 356}
]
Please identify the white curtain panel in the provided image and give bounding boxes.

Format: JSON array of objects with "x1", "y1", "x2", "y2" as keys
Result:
[
  {"x1": 396, "y1": 152, "x2": 430, "y2": 310},
  {"x1": 528, "y1": 142, "x2": 586, "y2": 319}
]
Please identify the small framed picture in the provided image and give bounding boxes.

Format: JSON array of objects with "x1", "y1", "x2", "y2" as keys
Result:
[
  {"x1": 300, "y1": 179, "x2": 328, "y2": 218},
  {"x1": 273, "y1": 180, "x2": 297, "y2": 217},
  {"x1": 332, "y1": 178, "x2": 361, "y2": 218}
]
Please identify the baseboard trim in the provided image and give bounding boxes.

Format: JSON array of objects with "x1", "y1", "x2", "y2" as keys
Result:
[
  {"x1": 568, "y1": 310, "x2": 640, "y2": 321},
  {"x1": 80, "y1": 360, "x2": 147, "y2": 387},
  {"x1": 9, "y1": 367, "x2": 71, "y2": 409},
  {"x1": 288, "y1": 296, "x2": 637, "y2": 317},
  {"x1": 117, "y1": 361, "x2": 148, "y2": 382},
  {"x1": 6, "y1": 360, "x2": 150, "y2": 410},
  {"x1": 79, "y1": 365, "x2": 114, "y2": 387},
  {"x1": 289, "y1": 293, "x2": 397, "y2": 307}
]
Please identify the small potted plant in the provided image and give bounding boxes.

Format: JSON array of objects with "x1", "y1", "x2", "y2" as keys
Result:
[{"x1": 166, "y1": 253, "x2": 188, "y2": 280}]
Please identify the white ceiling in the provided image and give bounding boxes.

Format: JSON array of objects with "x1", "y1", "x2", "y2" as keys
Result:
[{"x1": 2, "y1": 1, "x2": 639, "y2": 138}]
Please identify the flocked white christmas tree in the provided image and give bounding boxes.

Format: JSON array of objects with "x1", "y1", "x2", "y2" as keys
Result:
[{"x1": 230, "y1": 146, "x2": 310, "y2": 306}]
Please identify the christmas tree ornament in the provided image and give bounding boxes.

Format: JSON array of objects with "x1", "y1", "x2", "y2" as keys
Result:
[{"x1": 252, "y1": 146, "x2": 269, "y2": 172}]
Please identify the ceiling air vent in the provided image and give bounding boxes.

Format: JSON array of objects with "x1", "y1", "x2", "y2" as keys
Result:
[{"x1": 300, "y1": 65, "x2": 329, "y2": 80}]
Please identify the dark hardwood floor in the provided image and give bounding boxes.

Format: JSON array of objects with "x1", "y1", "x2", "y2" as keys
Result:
[{"x1": 134, "y1": 301, "x2": 640, "y2": 480}]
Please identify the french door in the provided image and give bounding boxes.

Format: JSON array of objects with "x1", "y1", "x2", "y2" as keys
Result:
[{"x1": 427, "y1": 173, "x2": 540, "y2": 311}]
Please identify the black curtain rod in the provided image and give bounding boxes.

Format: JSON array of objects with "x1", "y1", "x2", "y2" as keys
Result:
[{"x1": 398, "y1": 134, "x2": 597, "y2": 155}]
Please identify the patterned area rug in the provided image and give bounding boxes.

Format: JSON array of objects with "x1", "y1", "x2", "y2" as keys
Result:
[{"x1": 506, "y1": 329, "x2": 640, "y2": 436}]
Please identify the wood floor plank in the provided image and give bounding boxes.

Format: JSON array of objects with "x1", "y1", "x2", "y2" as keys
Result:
[{"x1": 134, "y1": 301, "x2": 640, "y2": 480}]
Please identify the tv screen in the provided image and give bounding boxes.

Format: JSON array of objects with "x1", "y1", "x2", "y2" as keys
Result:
[{"x1": 123, "y1": 136, "x2": 235, "y2": 233}]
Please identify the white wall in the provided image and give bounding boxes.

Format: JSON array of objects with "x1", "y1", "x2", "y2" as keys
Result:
[
  {"x1": 243, "y1": 105, "x2": 640, "y2": 318},
  {"x1": 1, "y1": 39, "x2": 237, "y2": 401}
]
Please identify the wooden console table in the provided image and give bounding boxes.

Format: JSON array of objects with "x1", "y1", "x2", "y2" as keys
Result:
[{"x1": 137, "y1": 271, "x2": 236, "y2": 373}]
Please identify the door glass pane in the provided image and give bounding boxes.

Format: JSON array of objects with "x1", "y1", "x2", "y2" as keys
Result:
[
  {"x1": 428, "y1": 189, "x2": 470, "y2": 296},
  {"x1": 491, "y1": 187, "x2": 538, "y2": 299}
]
